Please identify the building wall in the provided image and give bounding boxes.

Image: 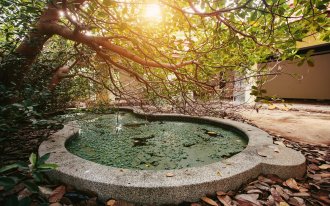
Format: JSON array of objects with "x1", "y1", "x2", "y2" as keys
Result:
[{"x1": 262, "y1": 53, "x2": 330, "y2": 100}]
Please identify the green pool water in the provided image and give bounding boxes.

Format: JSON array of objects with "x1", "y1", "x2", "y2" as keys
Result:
[{"x1": 65, "y1": 112, "x2": 247, "y2": 170}]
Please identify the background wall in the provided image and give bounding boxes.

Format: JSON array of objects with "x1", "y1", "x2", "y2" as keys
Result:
[{"x1": 262, "y1": 53, "x2": 330, "y2": 100}]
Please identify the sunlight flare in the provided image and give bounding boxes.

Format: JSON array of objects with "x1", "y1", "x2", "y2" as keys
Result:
[{"x1": 144, "y1": 4, "x2": 161, "y2": 20}]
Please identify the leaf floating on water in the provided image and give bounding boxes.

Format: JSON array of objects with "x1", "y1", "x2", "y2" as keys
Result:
[
  {"x1": 206, "y1": 131, "x2": 217, "y2": 137},
  {"x1": 319, "y1": 164, "x2": 330, "y2": 170},
  {"x1": 201, "y1": 196, "x2": 218, "y2": 206},
  {"x1": 285, "y1": 178, "x2": 300, "y2": 191},
  {"x1": 166, "y1": 172, "x2": 175, "y2": 177},
  {"x1": 49, "y1": 185, "x2": 66, "y2": 203}
]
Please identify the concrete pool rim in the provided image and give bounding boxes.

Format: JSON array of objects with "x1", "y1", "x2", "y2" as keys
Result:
[{"x1": 38, "y1": 107, "x2": 306, "y2": 204}]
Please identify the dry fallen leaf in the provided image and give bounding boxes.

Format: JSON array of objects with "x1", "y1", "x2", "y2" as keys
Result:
[
  {"x1": 274, "y1": 185, "x2": 289, "y2": 200},
  {"x1": 268, "y1": 104, "x2": 276, "y2": 110},
  {"x1": 217, "y1": 195, "x2": 232, "y2": 206},
  {"x1": 267, "y1": 195, "x2": 275, "y2": 205},
  {"x1": 298, "y1": 187, "x2": 309, "y2": 192},
  {"x1": 308, "y1": 164, "x2": 321, "y2": 171},
  {"x1": 112, "y1": 200, "x2": 135, "y2": 206},
  {"x1": 258, "y1": 175, "x2": 274, "y2": 184},
  {"x1": 266, "y1": 174, "x2": 283, "y2": 184},
  {"x1": 279, "y1": 201, "x2": 289, "y2": 206},
  {"x1": 320, "y1": 173, "x2": 330, "y2": 178},
  {"x1": 285, "y1": 178, "x2": 300, "y2": 191},
  {"x1": 309, "y1": 182, "x2": 321, "y2": 189},
  {"x1": 201, "y1": 196, "x2": 218, "y2": 206},
  {"x1": 49, "y1": 185, "x2": 66, "y2": 203},
  {"x1": 254, "y1": 183, "x2": 270, "y2": 191},
  {"x1": 307, "y1": 174, "x2": 322, "y2": 181},
  {"x1": 216, "y1": 171, "x2": 222, "y2": 176},
  {"x1": 274, "y1": 141, "x2": 286, "y2": 147},
  {"x1": 106, "y1": 199, "x2": 116, "y2": 206},
  {"x1": 246, "y1": 189, "x2": 263, "y2": 194},
  {"x1": 49, "y1": 203, "x2": 62, "y2": 206},
  {"x1": 17, "y1": 188, "x2": 32, "y2": 200},
  {"x1": 257, "y1": 149, "x2": 273, "y2": 158},
  {"x1": 270, "y1": 187, "x2": 283, "y2": 202},
  {"x1": 292, "y1": 192, "x2": 310, "y2": 197},
  {"x1": 216, "y1": 191, "x2": 227, "y2": 196},
  {"x1": 235, "y1": 194, "x2": 261, "y2": 206},
  {"x1": 317, "y1": 150, "x2": 327, "y2": 156},
  {"x1": 312, "y1": 191, "x2": 330, "y2": 204},
  {"x1": 86, "y1": 197, "x2": 98, "y2": 206},
  {"x1": 38, "y1": 186, "x2": 53, "y2": 198},
  {"x1": 288, "y1": 197, "x2": 306, "y2": 206},
  {"x1": 190, "y1": 203, "x2": 202, "y2": 206},
  {"x1": 319, "y1": 164, "x2": 330, "y2": 170},
  {"x1": 222, "y1": 160, "x2": 233, "y2": 165},
  {"x1": 166, "y1": 172, "x2": 175, "y2": 177}
]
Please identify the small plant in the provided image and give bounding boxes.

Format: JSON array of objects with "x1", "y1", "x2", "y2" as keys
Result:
[{"x1": 0, "y1": 153, "x2": 57, "y2": 206}]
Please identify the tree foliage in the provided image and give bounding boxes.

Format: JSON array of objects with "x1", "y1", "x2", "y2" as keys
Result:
[{"x1": 0, "y1": 0, "x2": 329, "y2": 112}]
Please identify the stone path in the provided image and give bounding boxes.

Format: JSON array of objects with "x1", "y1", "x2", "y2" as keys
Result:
[{"x1": 238, "y1": 103, "x2": 330, "y2": 146}]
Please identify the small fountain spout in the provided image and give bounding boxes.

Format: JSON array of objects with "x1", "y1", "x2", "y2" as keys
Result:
[{"x1": 115, "y1": 96, "x2": 121, "y2": 134}]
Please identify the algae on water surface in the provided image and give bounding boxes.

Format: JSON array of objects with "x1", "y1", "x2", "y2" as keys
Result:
[{"x1": 66, "y1": 112, "x2": 247, "y2": 170}]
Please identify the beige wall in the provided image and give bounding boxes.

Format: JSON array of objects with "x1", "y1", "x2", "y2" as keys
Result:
[{"x1": 262, "y1": 53, "x2": 330, "y2": 100}]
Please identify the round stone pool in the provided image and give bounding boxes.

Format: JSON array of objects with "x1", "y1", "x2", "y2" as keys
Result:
[
  {"x1": 66, "y1": 112, "x2": 248, "y2": 170},
  {"x1": 39, "y1": 107, "x2": 306, "y2": 204}
]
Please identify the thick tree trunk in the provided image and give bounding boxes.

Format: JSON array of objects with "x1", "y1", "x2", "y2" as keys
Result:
[
  {"x1": 0, "y1": 1, "x2": 60, "y2": 90},
  {"x1": 0, "y1": 33, "x2": 51, "y2": 89}
]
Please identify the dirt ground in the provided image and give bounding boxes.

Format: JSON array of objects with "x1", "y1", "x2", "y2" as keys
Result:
[{"x1": 238, "y1": 103, "x2": 330, "y2": 146}]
